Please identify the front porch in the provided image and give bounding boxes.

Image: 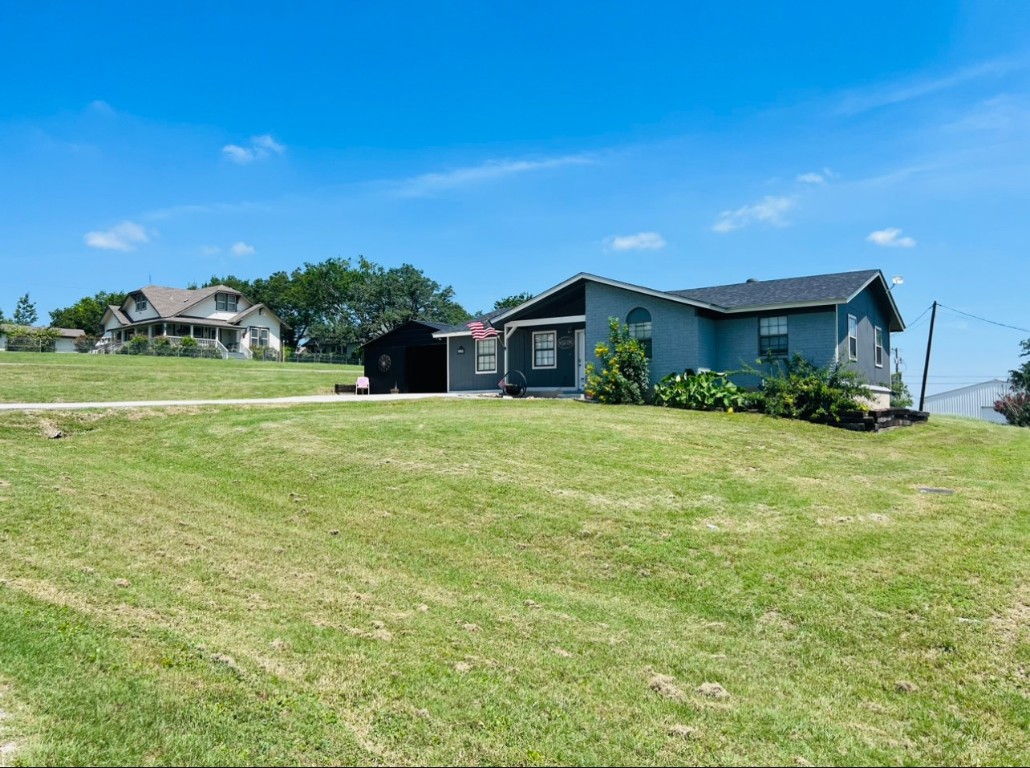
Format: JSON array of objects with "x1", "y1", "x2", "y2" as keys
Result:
[{"x1": 104, "y1": 323, "x2": 252, "y2": 360}]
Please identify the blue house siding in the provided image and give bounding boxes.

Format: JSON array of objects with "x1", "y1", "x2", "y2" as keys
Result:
[
  {"x1": 447, "y1": 335, "x2": 501, "y2": 391},
  {"x1": 506, "y1": 323, "x2": 583, "y2": 388},
  {"x1": 838, "y1": 290, "x2": 891, "y2": 387},
  {"x1": 585, "y1": 282, "x2": 700, "y2": 385},
  {"x1": 697, "y1": 315, "x2": 719, "y2": 370},
  {"x1": 712, "y1": 309, "x2": 836, "y2": 386}
]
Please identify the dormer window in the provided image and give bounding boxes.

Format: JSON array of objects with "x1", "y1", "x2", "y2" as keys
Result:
[
  {"x1": 134, "y1": 294, "x2": 148, "y2": 312},
  {"x1": 215, "y1": 293, "x2": 239, "y2": 312}
]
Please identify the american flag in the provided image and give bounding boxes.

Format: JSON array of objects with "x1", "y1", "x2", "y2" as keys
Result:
[{"x1": 467, "y1": 320, "x2": 498, "y2": 340}]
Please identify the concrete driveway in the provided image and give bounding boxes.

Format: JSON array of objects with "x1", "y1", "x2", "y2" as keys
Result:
[{"x1": 0, "y1": 392, "x2": 463, "y2": 412}]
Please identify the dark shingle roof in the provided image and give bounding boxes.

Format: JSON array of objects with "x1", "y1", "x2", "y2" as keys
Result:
[{"x1": 668, "y1": 269, "x2": 883, "y2": 309}]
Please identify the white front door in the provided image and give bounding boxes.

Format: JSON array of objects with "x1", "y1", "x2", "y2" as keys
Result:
[{"x1": 575, "y1": 329, "x2": 586, "y2": 390}]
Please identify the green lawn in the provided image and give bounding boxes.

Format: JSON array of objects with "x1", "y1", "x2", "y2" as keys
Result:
[
  {"x1": 0, "y1": 386, "x2": 1027, "y2": 764},
  {"x1": 0, "y1": 352, "x2": 361, "y2": 403}
]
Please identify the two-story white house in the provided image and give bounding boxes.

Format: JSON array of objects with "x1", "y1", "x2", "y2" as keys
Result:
[{"x1": 100, "y1": 285, "x2": 284, "y2": 360}]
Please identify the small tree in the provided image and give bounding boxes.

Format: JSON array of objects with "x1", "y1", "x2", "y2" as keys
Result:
[
  {"x1": 890, "y1": 371, "x2": 914, "y2": 408},
  {"x1": 585, "y1": 318, "x2": 650, "y2": 405},
  {"x1": 13, "y1": 293, "x2": 38, "y2": 326},
  {"x1": 994, "y1": 338, "x2": 1030, "y2": 427}
]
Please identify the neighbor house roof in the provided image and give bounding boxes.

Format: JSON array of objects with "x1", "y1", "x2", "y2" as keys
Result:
[
  {"x1": 134, "y1": 284, "x2": 241, "y2": 318},
  {"x1": 106, "y1": 305, "x2": 131, "y2": 325}
]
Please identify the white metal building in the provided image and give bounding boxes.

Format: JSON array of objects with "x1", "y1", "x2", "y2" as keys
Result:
[{"x1": 924, "y1": 379, "x2": 1009, "y2": 424}]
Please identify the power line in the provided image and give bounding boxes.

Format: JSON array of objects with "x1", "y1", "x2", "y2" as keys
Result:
[
  {"x1": 936, "y1": 303, "x2": 1030, "y2": 334},
  {"x1": 904, "y1": 303, "x2": 934, "y2": 329}
]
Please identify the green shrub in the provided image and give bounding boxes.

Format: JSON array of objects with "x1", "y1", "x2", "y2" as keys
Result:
[
  {"x1": 128, "y1": 334, "x2": 149, "y2": 355},
  {"x1": 73, "y1": 334, "x2": 97, "y2": 353},
  {"x1": 152, "y1": 337, "x2": 173, "y2": 356},
  {"x1": 751, "y1": 354, "x2": 870, "y2": 422},
  {"x1": 653, "y1": 369, "x2": 752, "y2": 412},
  {"x1": 585, "y1": 318, "x2": 650, "y2": 405},
  {"x1": 4, "y1": 326, "x2": 58, "y2": 352}
]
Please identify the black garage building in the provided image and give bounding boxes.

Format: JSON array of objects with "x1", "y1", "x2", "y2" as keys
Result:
[{"x1": 361, "y1": 320, "x2": 451, "y2": 394}]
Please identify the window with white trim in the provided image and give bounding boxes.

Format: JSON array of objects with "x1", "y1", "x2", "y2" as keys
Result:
[
  {"x1": 249, "y1": 326, "x2": 269, "y2": 347},
  {"x1": 134, "y1": 294, "x2": 148, "y2": 312},
  {"x1": 533, "y1": 331, "x2": 556, "y2": 368},
  {"x1": 475, "y1": 338, "x2": 496, "y2": 373},
  {"x1": 874, "y1": 327, "x2": 884, "y2": 367},
  {"x1": 216, "y1": 293, "x2": 239, "y2": 312},
  {"x1": 627, "y1": 307, "x2": 653, "y2": 358},
  {"x1": 848, "y1": 315, "x2": 858, "y2": 361},
  {"x1": 759, "y1": 315, "x2": 788, "y2": 357}
]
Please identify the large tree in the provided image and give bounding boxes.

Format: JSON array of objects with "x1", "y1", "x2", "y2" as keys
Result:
[
  {"x1": 13, "y1": 293, "x2": 38, "y2": 326},
  {"x1": 50, "y1": 291, "x2": 126, "y2": 335},
  {"x1": 346, "y1": 258, "x2": 469, "y2": 342}
]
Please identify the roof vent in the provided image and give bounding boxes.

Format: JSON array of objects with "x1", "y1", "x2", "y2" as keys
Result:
[{"x1": 746, "y1": 278, "x2": 759, "y2": 283}]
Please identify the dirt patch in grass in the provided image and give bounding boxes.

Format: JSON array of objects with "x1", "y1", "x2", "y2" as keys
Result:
[{"x1": 649, "y1": 673, "x2": 684, "y2": 700}]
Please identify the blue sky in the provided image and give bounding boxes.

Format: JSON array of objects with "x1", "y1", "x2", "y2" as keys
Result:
[{"x1": 2, "y1": 1, "x2": 1029, "y2": 394}]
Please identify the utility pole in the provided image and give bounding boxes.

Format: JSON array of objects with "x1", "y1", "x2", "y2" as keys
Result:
[{"x1": 918, "y1": 301, "x2": 938, "y2": 411}]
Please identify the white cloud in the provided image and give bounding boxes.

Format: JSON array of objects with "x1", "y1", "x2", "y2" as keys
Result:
[
  {"x1": 222, "y1": 134, "x2": 286, "y2": 164},
  {"x1": 605, "y1": 231, "x2": 667, "y2": 251},
  {"x1": 200, "y1": 245, "x2": 222, "y2": 255},
  {"x1": 231, "y1": 241, "x2": 256, "y2": 256},
  {"x1": 712, "y1": 195, "x2": 796, "y2": 233},
  {"x1": 222, "y1": 144, "x2": 254, "y2": 163},
  {"x1": 395, "y1": 155, "x2": 594, "y2": 197},
  {"x1": 84, "y1": 220, "x2": 150, "y2": 251},
  {"x1": 836, "y1": 58, "x2": 1018, "y2": 116},
  {"x1": 87, "y1": 99, "x2": 115, "y2": 115},
  {"x1": 867, "y1": 228, "x2": 916, "y2": 248},
  {"x1": 797, "y1": 172, "x2": 825, "y2": 184},
  {"x1": 252, "y1": 134, "x2": 285, "y2": 154}
]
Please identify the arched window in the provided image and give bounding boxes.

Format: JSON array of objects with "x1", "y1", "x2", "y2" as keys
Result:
[{"x1": 627, "y1": 307, "x2": 653, "y2": 358}]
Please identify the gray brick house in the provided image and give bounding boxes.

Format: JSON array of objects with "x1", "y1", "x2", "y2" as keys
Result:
[{"x1": 431, "y1": 269, "x2": 905, "y2": 405}]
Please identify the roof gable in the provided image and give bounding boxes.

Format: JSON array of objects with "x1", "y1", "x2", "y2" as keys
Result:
[{"x1": 121, "y1": 285, "x2": 248, "y2": 319}]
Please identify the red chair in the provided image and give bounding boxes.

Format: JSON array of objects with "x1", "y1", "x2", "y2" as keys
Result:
[{"x1": 355, "y1": 376, "x2": 371, "y2": 395}]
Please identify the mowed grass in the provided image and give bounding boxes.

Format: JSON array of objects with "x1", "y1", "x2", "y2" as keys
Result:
[
  {"x1": 0, "y1": 352, "x2": 361, "y2": 403},
  {"x1": 0, "y1": 395, "x2": 1028, "y2": 765}
]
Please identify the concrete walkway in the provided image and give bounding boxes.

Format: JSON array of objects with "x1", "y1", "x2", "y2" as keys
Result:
[{"x1": 0, "y1": 392, "x2": 463, "y2": 412}]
